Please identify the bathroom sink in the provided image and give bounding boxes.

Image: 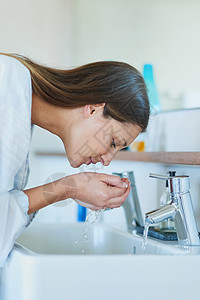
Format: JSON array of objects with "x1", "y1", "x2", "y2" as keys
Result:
[
  {"x1": 2, "y1": 222, "x2": 200, "y2": 300},
  {"x1": 14, "y1": 222, "x2": 187, "y2": 255}
]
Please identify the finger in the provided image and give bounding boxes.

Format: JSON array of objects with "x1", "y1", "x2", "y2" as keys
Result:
[
  {"x1": 121, "y1": 177, "x2": 129, "y2": 184},
  {"x1": 121, "y1": 177, "x2": 130, "y2": 187},
  {"x1": 99, "y1": 173, "x2": 128, "y2": 189},
  {"x1": 121, "y1": 178, "x2": 132, "y2": 191},
  {"x1": 108, "y1": 189, "x2": 130, "y2": 208},
  {"x1": 89, "y1": 206, "x2": 102, "y2": 211},
  {"x1": 106, "y1": 178, "x2": 132, "y2": 198},
  {"x1": 106, "y1": 184, "x2": 129, "y2": 199},
  {"x1": 106, "y1": 184, "x2": 131, "y2": 208}
]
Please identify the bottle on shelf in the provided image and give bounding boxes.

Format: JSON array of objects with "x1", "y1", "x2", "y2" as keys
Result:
[{"x1": 143, "y1": 64, "x2": 161, "y2": 114}]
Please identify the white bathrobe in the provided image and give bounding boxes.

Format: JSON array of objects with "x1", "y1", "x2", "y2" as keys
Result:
[{"x1": 0, "y1": 54, "x2": 36, "y2": 267}]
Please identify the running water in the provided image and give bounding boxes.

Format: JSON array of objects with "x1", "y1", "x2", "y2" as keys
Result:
[
  {"x1": 83, "y1": 209, "x2": 105, "y2": 243},
  {"x1": 142, "y1": 220, "x2": 150, "y2": 252},
  {"x1": 74, "y1": 209, "x2": 105, "y2": 253}
]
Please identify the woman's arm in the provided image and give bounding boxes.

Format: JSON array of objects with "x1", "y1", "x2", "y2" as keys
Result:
[
  {"x1": 24, "y1": 173, "x2": 131, "y2": 215},
  {"x1": 24, "y1": 176, "x2": 73, "y2": 214}
]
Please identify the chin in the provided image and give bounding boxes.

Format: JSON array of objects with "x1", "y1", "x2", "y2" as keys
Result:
[
  {"x1": 73, "y1": 163, "x2": 82, "y2": 168},
  {"x1": 69, "y1": 158, "x2": 82, "y2": 168},
  {"x1": 65, "y1": 151, "x2": 80, "y2": 168}
]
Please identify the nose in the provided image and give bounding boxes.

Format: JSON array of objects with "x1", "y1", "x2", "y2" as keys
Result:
[{"x1": 101, "y1": 151, "x2": 117, "y2": 166}]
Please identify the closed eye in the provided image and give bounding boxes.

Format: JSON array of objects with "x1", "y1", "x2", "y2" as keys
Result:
[{"x1": 111, "y1": 138, "x2": 116, "y2": 149}]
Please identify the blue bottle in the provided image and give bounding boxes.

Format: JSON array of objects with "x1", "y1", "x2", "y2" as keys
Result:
[
  {"x1": 77, "y1": 204, "x2": 87, "y2": 222},
  {"x1": 143, "y1": 64, "x2": 160, "y2": 114}
]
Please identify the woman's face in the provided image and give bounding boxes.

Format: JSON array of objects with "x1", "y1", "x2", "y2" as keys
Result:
[{"x1": 62, "y1": 104, "x2": 142, "y2": 168}]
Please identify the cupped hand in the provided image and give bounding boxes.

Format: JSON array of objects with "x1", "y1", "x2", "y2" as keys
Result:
[{"x1": 69, "y1": 172, "x2": 131, "y2": 210}]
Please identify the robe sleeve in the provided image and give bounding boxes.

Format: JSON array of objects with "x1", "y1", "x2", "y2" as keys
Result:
[{"x1": 0, "y1": 54, "x2": 34, "y2": 267}]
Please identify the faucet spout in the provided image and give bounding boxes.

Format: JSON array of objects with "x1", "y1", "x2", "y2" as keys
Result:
[
  {"x1": 145, "y1": 172, "x2": 200, "y2": 246},
  {"x1": 145, "y1": 201, "x2": 177, "y2": 225}
]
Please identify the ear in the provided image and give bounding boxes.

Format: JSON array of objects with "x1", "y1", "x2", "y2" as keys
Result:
[{"x1": 83, "y1": 103, "x2": 105, "y2": 118}]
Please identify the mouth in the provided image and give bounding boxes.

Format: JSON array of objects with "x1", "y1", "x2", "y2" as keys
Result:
[
  {"x1": 86, "y1": 157, "x2": 96, "y2": 165},
  {"x1": 86, "y1": 158, "x2": 92, "y2": 165},
  {"x1": 100, "y1": 157, "x2": 105, "y2": 165},
  {"x1": 85, "y1": 157, "x2": 104, "y2": 165}
]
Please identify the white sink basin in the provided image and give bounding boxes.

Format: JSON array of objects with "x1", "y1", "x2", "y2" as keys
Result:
[
  {"x1": 15, "y1": 222, "x2": 187, "y2": 255},
  {"x1": 1, "y1": 222, "x2": 200, "y2": 300}
]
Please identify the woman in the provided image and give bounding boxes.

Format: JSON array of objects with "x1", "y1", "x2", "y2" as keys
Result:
[{"x1": 0, "y1": 53, "x2": 150, "y2": 266}]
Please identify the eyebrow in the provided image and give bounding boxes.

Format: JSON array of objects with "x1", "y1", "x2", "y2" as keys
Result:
[
  {"x1": 120, "y1": 136, "x2": 127, "y2": 147},
  {"x1": 123, "y1": 139, "x2": 127, "y2": 147}
]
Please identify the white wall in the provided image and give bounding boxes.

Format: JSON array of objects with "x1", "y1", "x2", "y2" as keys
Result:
[
  {"x1": 2, "y1": 0, "x2": 200, "y2": 154},
  {"x1": 73, "y1": 0, "x2": 200, "y2": 109},
  {"x1": 2, "y1": 0, "x2": 200, "y2": 108},
  {"x1": 0, "y1": 0, "x2": 76, "y2": 153},
  {"x1": 0, "y1": 0, "x2": 74, "y2": 67},
  {"x1": 146, "y1": 108, "x2": 200, "y2": 151}
]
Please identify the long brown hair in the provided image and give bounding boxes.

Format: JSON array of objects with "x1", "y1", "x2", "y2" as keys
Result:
[{"x1": 1, "y1": 53, "x2": 150, "y2": 131}]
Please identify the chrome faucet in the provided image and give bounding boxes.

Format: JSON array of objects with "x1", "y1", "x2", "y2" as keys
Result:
[
  {"x1": 112, "y1": 171, "x2": 144, "y2": 231},
  {"x1": 145, "y1": 173, "x2": 200, "y2": 246}
]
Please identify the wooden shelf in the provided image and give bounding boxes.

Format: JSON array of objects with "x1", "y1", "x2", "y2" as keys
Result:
[
  {"x1": 35, "y1": 151, "x2": 200, "y2": 165},
  {"x1": 115, "y1": 151, "x2": 200, "y2": 165}
]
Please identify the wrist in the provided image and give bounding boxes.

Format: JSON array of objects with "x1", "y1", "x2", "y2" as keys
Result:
[{"x1": 56, "y1": 175, "x2": 78, "y2": 201}]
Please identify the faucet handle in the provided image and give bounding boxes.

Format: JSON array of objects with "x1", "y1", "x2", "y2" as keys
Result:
[
  {"x1": 149, "y1": 173, "x2": 189, "y2": 180},
  {"x1": 149, "y1": 173, "x2": 190, "y2": 194},
  {"x1": 149, "y1": 173, "x2": 171, "y2": 180}
]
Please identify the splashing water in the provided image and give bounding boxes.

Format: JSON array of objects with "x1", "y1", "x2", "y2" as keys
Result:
[
  {"x1": 74, "y1": 209, "x2": 105, "y2": 253},
  {"x1": 83, "y1": 209, "x2": 105, "y2": 243}
]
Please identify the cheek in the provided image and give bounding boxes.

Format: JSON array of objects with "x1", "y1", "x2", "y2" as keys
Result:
[
  {"x1": 68, "y1": 120, "x2": 112, "y2": 158},
  {"x1": 70, "y1": 123, "x2": 88, "y2": 148},
  {"x1": 90, "y1": 138, "x2": 112, "y2": 157},
  {"x1": 90, "y1": 128, "x2": 111, "y2": 153},
  {"x1": 70, "y1": 127, "x2": 94, "y2": 162},
  {"x1": 63, "y1": 126, "x2": 82, "y2": 160},
  {"x1": 70, "y1": 136, "x2": 88, "y2": 160}
]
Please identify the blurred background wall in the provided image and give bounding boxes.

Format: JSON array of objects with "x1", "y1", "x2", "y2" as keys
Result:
[
  {"x1": 1, "y1": 0, "x2": 200, "y2": 103},
  {"x1": 1, "y1": 0, "x2": 200, "y2": 223},
  {"x1": 0, "y1": 0, "x2": 74, "y2": 67}
]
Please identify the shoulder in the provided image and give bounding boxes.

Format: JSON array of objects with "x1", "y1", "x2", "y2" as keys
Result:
[
  {"x1": 0, "y1": 54, "x2": 32, "y2": 104},
  {"x1": 0, "y1": 55, "x2": 32, "y2": 176},
  {"x1": 0, "y1": 54, "x2": 31, "y2": 83},
  {"x1": 0, "y1": 54, "x2": 32, "y2": 121}
]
